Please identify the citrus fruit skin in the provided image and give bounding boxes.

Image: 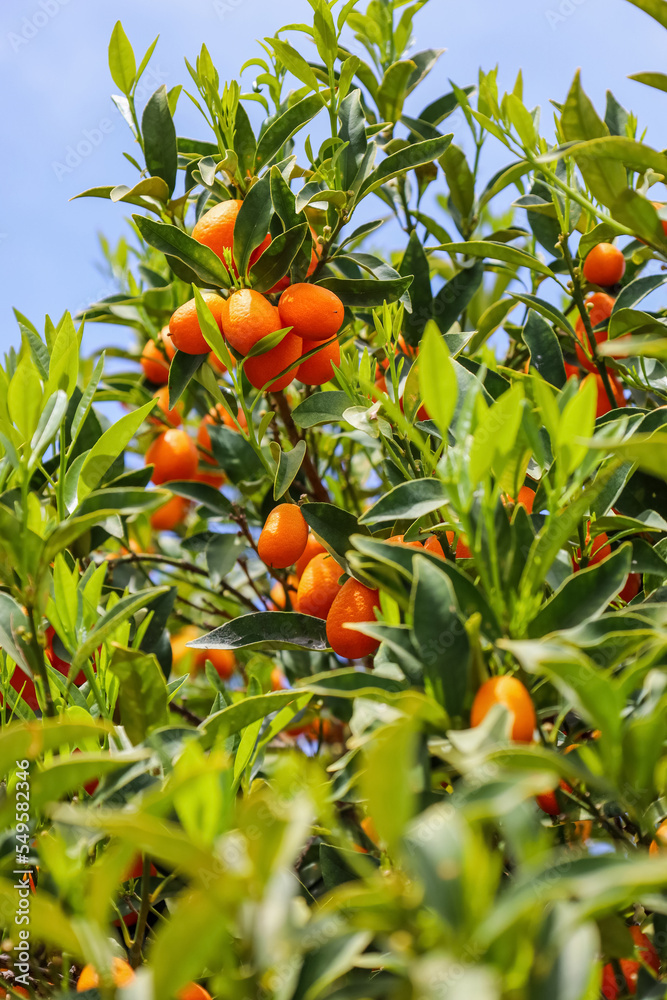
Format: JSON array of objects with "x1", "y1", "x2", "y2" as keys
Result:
[
  {"x1": 505, "y1": 486, "x2": 535, "y2": 513},
  {"x1": 583, "y1": 243, "x2": 626, "y2": 286},
  {"x1": 649, "y1": 819, "x2": 667, "y2": 855},
  {"x1": 591, "y1": 372, "x2": 626, "y2": 417},
  {"x1": 244, "y1": 331, "x2": 302, "y2": 391},
  {"x1": 221, "y1": 289, "x2": 281, "y2": 356},
  {"x1": 619, "y1": 573, "x2": 641, "y2": 604},
  {"x1": 198, "y1": 648, "x2": 236, "y2": 680},
  {"x1": 296, "y1": 337, "x2": 341, "y2": 385},
  {"x1": 141, "y1": 335, "x2": 172, "y2": 385},
  {"x1": 169, "y1": 293, "x2": 225, "y2": 355},
  {"x1": 150, "y1": 494, "x2": 190, "y2": 531},
  {"x1": 326, "y1": 578, "x2": 381, "y2": 659},
  {"x1": 145, "y1": 429, "x2": 198, "y2": 485},
  {"x1": 387, "y1": 534, "x2": 423, "y2": 548},
  {"x1": 192, "y1": 199, "x2": 243, "y2": 268},
  {"x1": 424, "y1": 535, "x2": 445, "y2": 558},
  {"x1": 170, "y1": 626, "x2": 202, "y2": 674},
  {"x1": 295, "y1": 533, "x2": 326, "y2": 577},
  {"x1": 456, "y1": 536, "x2": 472, "y2": 559},
  {"x1": 177, "y1": 985, "x2": 213, "y2": 1000},
  {"x1": 278, "y1": 283, "x2": 345, "y2": 341},
  {"x1": 258, "y1": 504, "x2": 309, "y2": 569},
  {"x1": 574, "y1": 292, "x2": 615, "y2": 372},
  {"x1": 470, "y1": 676, "x2": 536, "y2": 743},
  {"x1": 76, "y1": 957, "x2": 135, "y2": 992},
  {"x1": 297, "y1": 553, "x2": 343, "y2": 619},
  {"x1": 270, "y1": 575, "x2": 300, "y2": 610},
  {"x1": 151, "y1": 386, "x2": 183, "y2": 427},
  {"x1": 535, "y1": 790, "x2": 560, "y2": 816}
]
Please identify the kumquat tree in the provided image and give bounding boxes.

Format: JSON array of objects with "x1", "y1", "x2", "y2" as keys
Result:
[{"x1": 3, "y1": 0, "x2": 667, "y2": 996}]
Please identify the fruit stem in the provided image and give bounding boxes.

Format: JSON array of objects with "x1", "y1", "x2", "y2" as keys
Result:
[
  {"x1": 271, "y1": 390, "x2": 330, "y2": 502},
  {"x1": 129, "y1": 856, "x2": 152, "y2": 968}
]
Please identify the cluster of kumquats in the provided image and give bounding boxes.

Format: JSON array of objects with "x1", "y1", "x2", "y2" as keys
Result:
[
  {"x1": 139, "y1": 199, "x2": 344, "y2": 531},
  {"x1": 555, "y1": 230, "x2": 667, "y2": 421}
]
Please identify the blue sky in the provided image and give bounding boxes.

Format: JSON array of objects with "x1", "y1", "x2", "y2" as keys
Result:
[{"x1": 1, "y1": 0, "x2": 666, "y2": 355}]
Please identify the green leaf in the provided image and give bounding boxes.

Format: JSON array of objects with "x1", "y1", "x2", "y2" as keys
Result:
[
  {"x1": 349, "y1": 535, "x2": 502, "y2": 639},
  {"x1": 77, "y1": 399, "x2": 155, "y2": 503},
  {"x1": 469, "y1": 384, "x2": 524, "y2": 486},
  {"x1": 233, "y1": 175, "x2": 272, "y2": 279},
  {"x1": 338, "y1": 89, "x2": 368, "y2": 191},
  {"x1": 167, "y1": 350, "x2": 207, "y2": 409},
  {"x1": 522, "y1": 309, "x2": 567, "y2": 388},
  {"x1": 301, "y1": 502, "x2": 369, "y2": 567},
  {"x1": 255, "y1": 93, "x2": 325, "y2": 170},
  {"x1": 310, "y1": 0, "x2": 338, "y2": 68},
  {"x1": 108, "y1": 647, "x2": 170, "y2": 744},
  {"x1": 141, "y1": 85, "x2": 178, "y2": 196},
  {"x1": 439, "y1": 143, "x2": 475, "y2": 221},
  {"x1": 108, "y1": 21, "x2": 136, "y2": 95},
  {"x1": 433, "y1": 262, "x2": 484, "y2": 335},
  {"x1": 377, "y1": 59, "x2": 416, "y2": 122},
  {"x1": 359, "y1": 135, "x2": 453, "y2": 197},
  {"x1": 467, "y1": 298, "x2": 517, "y2": 354},
  {"x1": 292, "y1": 391, "x2": 351, "y2": 428},
  {"x1": 629, "y1": 71, "x2": 667, "y2": 94},
  {"x1": 69, "y1": 587, "x2": 169, "y2": 676},
  {"x1": 435, "y1": 241, "x2": 555, "y2": 278},
  {"x1": 295, "y1": 667, "x2": 406, "y2": 699},
  {"x1": 316, "y1": 275, "x2": 412, "y2": 307},
  {"x1": 133, "y1": 215, "x2": 230, "y2": 288},
  {"x1": 359, "y1": 479, "x2": 448, "y2": 525},
  {"x1": 208, "y1": 424, "x2": 263, "y2": 485},
  {"x1": 28, "y1": 391, "x2": 68, "y2": 473},
  {"x1": 8, "y1": 353, "x2": 41, "y2": 442},
  {"x1": 411, "y1": 556, "x2": 469, "y2": 717},
  {"x1": 528, "y1": 545, "x2": 633, "y2": 637},
  {"x1": 193, "y1": 285, "x2": 234, "y2": 374},
  {"x1": 272, "y1": 440, "x2": 306, "y2": 500},
  {"x1": 625, "y1": 0, "x2": 667, "y2": 28},
  {"x1": 589, "y1": 432, "x2": 667, "y2": 481},
  {"x1": 511, "y1": 293, "x2": 576, "y2": 338},
  {"x1": 191, "y1": 612, "x2": 328, "y2": 653},
  {"x1": 419, "y1": 324, "x2": 457, "y2": 437},
  {"x1": 267, "y1": 37, "x2": 321, "y2": 92},
  {"x1": 399, "y1": 230, "x2": 432, "y2": 346},
  {"x1": 201, "y1": 691, "x2": 313, "y2": 747},
  {"x1": 361, "y1": 717, "x2": 416, "y2": 855},
  {"x1": 539, "y1": 136, "x2": 667, "y2": 179},
  {"x1": 560, "y1": 71, "x2": 626, "y2": 207},
  {"x1": 249, "y1": 223, "x2": 308, "y2": 293},
  {"x1": 167, "y1": 480, "x2": 233, "y2": 516}
]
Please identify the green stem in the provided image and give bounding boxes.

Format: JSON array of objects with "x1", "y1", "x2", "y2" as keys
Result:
[{"x1": 129, "y1": 856, "x2": 153, "y2": 968}]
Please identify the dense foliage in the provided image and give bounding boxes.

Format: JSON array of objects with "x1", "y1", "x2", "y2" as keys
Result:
[{"x1": 2, "y1": 0, "x2": 667, "y2": 996}]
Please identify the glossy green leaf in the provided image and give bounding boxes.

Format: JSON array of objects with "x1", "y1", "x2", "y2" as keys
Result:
[
  {"x1": 522, "y1": 309, "x2": 567, "y2": 388},
  {"x1": 77, "y1": 399, "x2": 155, "y2": 502},
  {"x1": 108, "y1": 21, "x2": 136, "y2": 94},
  {"x1": 133, "y1": 215, "x2": 230, "y2": 288},
  {"x1": 141, "y1": 85, "x2": 178, "y2": 196},
  {"x1": 435, "y1": 241, "x2": 555, "y2": 278},
  {"x1": 190, "y1": 613, "x2": 328, "y2": 652},
  {"x1": 360, "y1": 479, "x2": 448, "y2": 525},
  {"x1": 419, "y1": 323, "x2": 457, "y2": 437}
]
